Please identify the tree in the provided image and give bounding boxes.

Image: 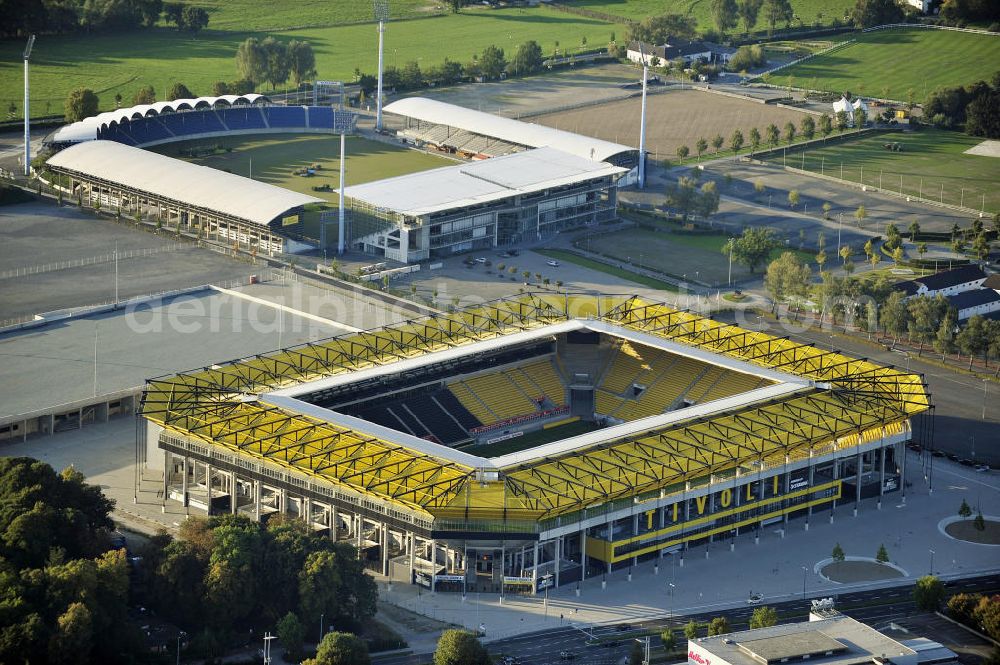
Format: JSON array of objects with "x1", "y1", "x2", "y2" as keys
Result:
[
  {"x1": 48, "y1": 602, "x2": 93, "y2": 664},
  {"x1": 167, "y1": 82, "x2": 194, "y2": 101},
  {"x1": 629, "y1": 13, "x2": 698, "y2": 44},
  {"x1": 819, "y1": 113, "x2": 833, "y2": 139},
  {"x1": 212, "y1": 81, "x2": 230, "y2": 95},
  {"x1": 181, "y1": 5, "x2": 208, "y2": 32},
  {"x1": 288, "y1": 40, "x2": 317, "y2": 87},
  {"x1": 959, "y1": 499, "x2": 973, "y2": 518},
  {"x1": 479, "y1": 45, "x2": 506, "y2": 80},
  {"x1": 712, "y1": 0, "x2": 739, "y2": 36},
  {"x1": 299, "y1": 547, "x2": 377, "y2": 631},
  {"x1": 948, "y1": 593, "x2": 981, "y2": 625},
  {"x1": 399, "y1": 61, "x2": 423, "y2": 89},
  {"x1": 711, "y1": 134, "x2": 724, "y2": 154},
  {"x1": 839, "y1": 244, "x2": 851, "y2": 264},
  {"x1": 750, "y1": 606, "x2": 779, "y2": 629},
  {"x1": 305, "y1": 631, "x2": 371, "y2": 665},
  {"x1": 835, "y1": 110, "x2": 849, "y2": 132},
  {"x1": 726, "y1": 226, "x2": 779, "y2": 273},
  {"x1": 784, "y1": 121, "x2": 797, "y2": 143},
  {"x1": 696, "y1": 137, "x2": 708, "y2": 161},
  {"x1": 662, "y1": 629, "x2": 678, "y2": 652},
  {"x1": 880, "y1": 290, "x2": 909, "y2": 341},
  {"x1": 684, "y1": 620, "x2": 701, "y2": 639},
  {"x1": 737, "y1": 0, "x2": 763, "y2": 34},
  {"x1": 956, "y1": 316, "x2": 989, "y2": 369},
  {"x1": 729, "y1": 44, "x2": 767, "y2": 71},
  {"x1": 801, "y1": 115, "x2": 816, "y2": 140},
  {"x1": 666, "y1": 176, "x2": 699, "y2": 221},
  {"x1": 262, "y1": 36, "x2": 291, "y2": 90},
  {"x1": 907, "y1": 220, "x2": 921, "y2": 239},
  {"x1": 164, "y1": 1, "x2": 184, "y2": 28},
  {"x1": 236, "y1": 37, "x2": 267, "y2": 88},
  {"x1": 730, "y1": 128, "x2": 745, "y2": 154},
  {"x1": 133, "y1": 84, "x2": 156, "y2": 105},
  {"x1": 788, "y1": 189, "x2": 800, "y2": 208},
  {"x1": 750, "y1": 127, "x2": 762, "y2": 154},
  {"x1": 913, "y1": 575, "x2": 945, "y2": 610},
  {"x1": 64, "y1": 88, "x2": 99, "y2": 122},
  {"x1": 891, "y1": 246, "x2": 904, "y2": 266},
  {"x1": 855, "y1": 108, "x2": 868, "y2": 129},
  {"x1": 876, "y1": 544, "x2": 889, "y2": 563},
  {"x1": 832, "y1": 543, "x2": 845, "y2": 562},
  {"x1": 909, "y1": 295, "x2": 950, "y2": 356},
  {"x1": 433, "y1": 630, "x2": 491, "y2": 665},
  {"x1": 765, "y1": 123, "x2": 780, "y2": 148},
  {"x1": 763, "y1": 0, "x2": 793, "y2": 35},
  {"x1": 974, "y1": 512, "x2": 987, "y2": 531},
  {"x1": 816, "y1": 249, "x2": 827, "y2": 272},
  {"x1": 629, "y1": 641, "x2": 645, "y2": 665},
  {"x1": 277, "y1": 612, "x2": 305, "y2": 661},
  {"x1": 449, "y1": 0, "x2": 464, "y2": 11},
  {"x1": 850, "y1": 0, "x2": 903, "y2": 28},
  {"x1": 708, "y1": 617, "x2": 731, "y2": 636},
  {"x1": 677, "y1": 144, "x2": 690, "y2": 160},
  {"x1": 973, "y1": 234, "x2": 990, "y2": 261},
  {"x1": 854, "y1": 204, "x2": 867, "y2": 228},
  {"x1": 700, "y1": 181, "x2": 721, "y2": 219},
  {"x1": 509, "y1": 40, "x2": 543, "y2": 76}
]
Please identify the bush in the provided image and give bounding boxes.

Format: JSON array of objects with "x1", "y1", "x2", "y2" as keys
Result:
[{"x1": 729, "y1": 45, "x2": 766, "y2": 72}]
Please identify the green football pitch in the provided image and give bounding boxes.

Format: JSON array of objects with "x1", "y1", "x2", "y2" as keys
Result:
[
  {"x1": 0, "y1": 5, "x2": 612, "y2": 119},
  {"x1": 763, "y1": 128, "x2": 1000, "y2": 214},
  {"x1": 766, "y1": 28, "x2": 1000, "y2": 101}
]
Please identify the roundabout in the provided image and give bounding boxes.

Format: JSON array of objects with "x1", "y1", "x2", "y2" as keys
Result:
[{"x1": 818, "y1": 556, "x2": 907, "y2": 583}]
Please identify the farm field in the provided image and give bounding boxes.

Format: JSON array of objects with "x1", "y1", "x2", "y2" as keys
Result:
[
  {"x1": 0, "y1": 6, "x2": 612, "y2": 119},
  {"x1": 184, "y1": 0, "x2": 438, "y2": 32},
  {"x1": 154, "y1": 134, "x2": 452, "y2": 239},
  {"x1": 766, "y1": 28, "x2": 1000, "y2": 101},
  {"x1": 763, "y1": 128, "x2": 1000, "y2": 214},
  {"x1": 532, "y1": 88, "x2": 809, "y2": 160},
  {"x1": 565, "y1": 0, "x2": 854, "y2": 33}
]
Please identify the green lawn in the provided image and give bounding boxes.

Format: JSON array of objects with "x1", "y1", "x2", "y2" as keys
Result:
[
  {"x1": 564, "y1": 0, "x2": 854, "y2": 33},
  {"x1": 535, "y1": 249, "x2": 681, "y2": 292},
  {"x1": 185, "y1": 0, "x2": 437, "y2": 32},
  {"x1": 1, "y1": 6, "x2": 612, "y2": 119},
  {"x1": 766, "y1": 28, "x2": 1000, "y2": 101},
  {"x1": 154, "y1": 134, "x2": 451, "y2": 240},
  {"x1": 762, "y1": 128, "x2": 1000, "y2": 213},
  {"x1": 470, "y1": 419, "x2": 601, "y2": 458}
]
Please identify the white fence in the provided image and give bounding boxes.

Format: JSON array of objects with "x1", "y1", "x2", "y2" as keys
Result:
[
  {"x1": 0, "y1": 243, "x2": 188, "y2": 280},
  {"x1": 863, "y1": 22, "x2": 1000, "y2": 36}
]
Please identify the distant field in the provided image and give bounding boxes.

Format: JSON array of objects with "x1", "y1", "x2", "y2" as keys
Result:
[
  {"x1": 155, "y1": 134, "x2": 451, "y2": 239},
  {"x1": 767, "y1": 28, "x2": 1000, "y2": 101},
  {"x1": 763, "y1": 128, "x2": 1000, "y2": 213},
  {"x1": 187, "y1": 0, "x2": 437, "y2": 32},
  {"x1": 469, "y1": 419, "x2": 601, "y2": 458},
  {"x1": 0, "y1": 6, "x2": 612, "y2": 119},
  {"x1": 533, "y1": 88, "x2": 808, "y2": 160},
  {"x1": 564, "y1": 0, "x2": 854, "y2": 33}
]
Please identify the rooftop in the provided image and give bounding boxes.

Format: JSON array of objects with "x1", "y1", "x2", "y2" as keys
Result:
[
  {"x1": 692, "y1": 614, "x2": 917, "y2": 665},
  {"x1": 947, "y1": 287, "x2": 1000, "y2": 309},
  {"x1": 48, "y1": 140, "x2": 323, "y2": 226},
  {"x1": 343, "y1": 147, "x2": 625, "y2": 216},
  {"x1": 384, "y1": 97, "x2": 635, "y2": 163},
  {"x1": 896, "y1": 265, "x2": 987, "y2": 294}
]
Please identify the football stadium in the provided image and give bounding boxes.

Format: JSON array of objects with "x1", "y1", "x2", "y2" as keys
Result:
[{"x1": 138, "y1": 294, "x2": 930, "y2": 594}]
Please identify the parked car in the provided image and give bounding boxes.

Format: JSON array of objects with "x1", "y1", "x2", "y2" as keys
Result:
[
  {"x1": 546, "y1": 260, "x2": 560, "y2": 267},
  {"x1": 975, "y1": 464, "x2": 990, "y2": 473},
  {"x1": 747, "y1": 592, "x2": 764, "y2": 605},
  {"x1": 559, "y1": 651, "x2": 575, "y2": 660}
]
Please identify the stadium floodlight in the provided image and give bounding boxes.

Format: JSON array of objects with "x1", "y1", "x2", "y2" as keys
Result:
[
  {"x1": 374, "y1": 0, "x2": 389, "y2": 131},
  {"x1": 23, "y1": 34, "x2": 35, "y2": 177},
  {"x1": 637, "y1": 41, "x2": 648, "y2": 189}
]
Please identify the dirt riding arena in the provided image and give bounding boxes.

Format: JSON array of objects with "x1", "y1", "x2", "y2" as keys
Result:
[{"x1": 533, "y1": 88, "x2": 812, "y2": 161}]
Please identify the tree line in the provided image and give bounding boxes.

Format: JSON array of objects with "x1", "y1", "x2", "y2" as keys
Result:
[
  {"x1": 1, "y1": 0, "x2": 207, "y2": 38},
  {"x1": 925, "y1": 70, "x2": 1000, "y2": 139}
]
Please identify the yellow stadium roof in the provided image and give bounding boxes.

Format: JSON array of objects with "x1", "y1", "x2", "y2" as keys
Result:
[{"x1": 140, "y1": 295, "x2": 929, "y2": 522}]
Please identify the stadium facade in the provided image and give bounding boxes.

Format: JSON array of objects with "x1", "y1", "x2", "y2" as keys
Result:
[{"x1": 139, "y1": 295, "x2": 930, "y2": 594}]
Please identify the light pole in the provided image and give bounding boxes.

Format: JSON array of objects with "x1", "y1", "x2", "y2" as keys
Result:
[
  {"x1": 837, "y1": 212, "x2": 843, "y2": 253},
  {"x1": 928, "y1": 549, "x2": 935, "y2": 575},
  {"x1": 801, "y1": 566, "x2": 807, "y2": 601},
  {"x1": 176, "y1": 631, "x2": 185, "y2": 665},
  {"x1": 668, "y1": 581, "x2": 676, "y2": 618},
  {"x1": 983, "y1": 380, "x2": 988, "y2": 421},
  {"x1": 373, "y1": 0, "x2": 389, "y2": 131},
  {"x1": 320, "y1": 613, "x2": 324, "y2": 644},
  {"x1": 23, "y1": 34, "x2": 35, "y2": 177}
]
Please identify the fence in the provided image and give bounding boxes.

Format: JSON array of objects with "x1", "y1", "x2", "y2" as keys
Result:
[
  {"x1": 0, "y1": 243, "x2": 188, "y2": 280},
  {"x1": 756, "y1": 39, "x2": 857, "y2": 79},
  {"x1": 863, "y1": 22, "x2": 1000, "y2": 36}
]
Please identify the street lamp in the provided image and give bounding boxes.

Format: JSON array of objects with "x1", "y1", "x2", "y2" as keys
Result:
[
  {"x1": 263, "y1": 632, "x2": 276, "y2": 665},
  {"x1": 801, "y1": 566, "x2": 807, "y2": 601},
  {"x1": 176, "y1": 631, "x2": 186, "y2": 665},
  {"x1": 928, "y1": 549, "x2": 935, "y2": 575},
  {"x1": 669, "y1": 581, "x2": 676, "y2": 618}
]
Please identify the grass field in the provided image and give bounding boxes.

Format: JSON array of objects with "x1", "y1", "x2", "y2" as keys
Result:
[
  {"x1": 766, "y1": 28, "x2": 1000, "y2": 101},
  {"x1": 0, "y1": 6, "x2": 612, "y2": 119},
  {"x1": 154, "y1": 134, "x2": 451, "y2": 239},
  {"x1": 762, "y1": 128, "x2": 1000, "y2": 213},
  {"x1": 469, "y1": 419, "x2": 601, "y2": 458},
  {"x1": 186, "y1": 0, "x2": 438, "y2": 32},
  {"x1": 564, "y1": 0, "x2": 854, "y2": 33},
  {"x1": 533, "y1": 89, "x2": 809, "y2": 162},
  {"x1": 535, "y1": 249, "x2": 681, "y2": 292}
]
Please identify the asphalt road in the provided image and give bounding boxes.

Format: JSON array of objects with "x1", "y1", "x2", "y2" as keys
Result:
[{"x1": 373, "y1": 574, "x2": 1000, "y2": 665}]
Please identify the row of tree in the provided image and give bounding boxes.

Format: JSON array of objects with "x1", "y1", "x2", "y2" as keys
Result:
[
  {"x1": 63, "y1": 80, "x2": 204, "y2": 122},
  {"x1": 1, "y1": 0, "x2": 207, "y2": 38},
  {"x1": 235, "y1": 36, "x2": 318, "y2": 90},
  {"x1": 925, "y1": 71, "x2": 1000, "y2": 139}
]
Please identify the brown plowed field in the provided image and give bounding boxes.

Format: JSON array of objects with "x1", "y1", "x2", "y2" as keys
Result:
[{"x1": 533, "y1": 88, "x2": 811, "y2": 161}]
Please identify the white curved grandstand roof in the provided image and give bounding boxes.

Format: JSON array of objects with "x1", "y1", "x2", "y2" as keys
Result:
[
  {"x1": 48, "y1": 140, "x2": 321, "y2": 226},
  {"x1": 385, "y1": 97, "x2": 635, "y2": 163},
  {"x1": 49, "y1": 94, "x2": 270, "y2": 144}
]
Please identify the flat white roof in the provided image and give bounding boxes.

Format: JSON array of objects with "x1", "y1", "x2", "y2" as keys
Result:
[
  {"x1": 385, "y1": 97, "x2": 636, "y2": 162},
  {"x1": 48, "y1": 140, "x2": 322, "y2": 227},
  {"x1": 343, "y1": 146, "x2": 625, "y2": 216},
  {"x1": 265, "y1": 319, "x2": 813, "y2": 470}
]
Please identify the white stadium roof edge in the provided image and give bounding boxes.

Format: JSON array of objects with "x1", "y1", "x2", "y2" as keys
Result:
[
  {"x1": 384, "y1": 97, "x2": 635, "y2": 163},
  {"x1": 49, "y1": 94, "x2": 270, "y2": 144},
  {"x1": 342, "y1": 146, "x2": 626, "y2": 216},
  {"x1": 48, "y1": 140, "x2": 322, "y2": 227}
]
